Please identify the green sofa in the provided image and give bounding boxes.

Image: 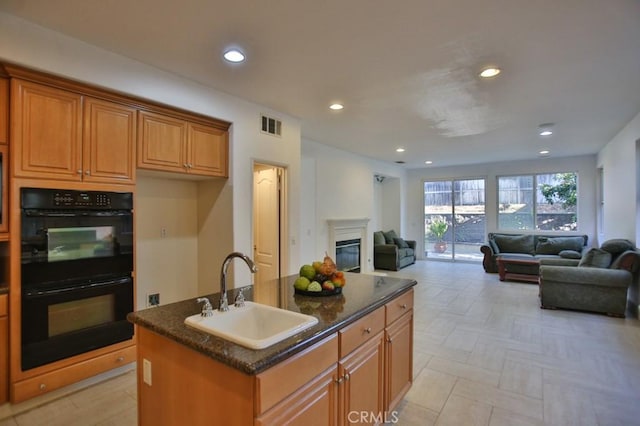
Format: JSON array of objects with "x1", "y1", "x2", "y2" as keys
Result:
[
  {"x1": 539, "y1": 239, "x2": 640, "y2": 317},
  {"x1": 373, "y1": 230, "x2": 416, "y2": 271},
  {"x1": 480, "y1": 233, "x2": 589, "y2": 273}
]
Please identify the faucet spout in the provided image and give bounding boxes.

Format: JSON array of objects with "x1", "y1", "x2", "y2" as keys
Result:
[{"x1": 219, "y1": 252, "x2": 258, "y2": 311}]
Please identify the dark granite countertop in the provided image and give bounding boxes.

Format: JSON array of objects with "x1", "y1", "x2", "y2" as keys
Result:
[{"x1": 128, "y1": 272, "x2": 416, "y2": 375}]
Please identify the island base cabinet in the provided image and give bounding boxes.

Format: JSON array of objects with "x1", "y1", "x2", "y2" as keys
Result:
[
  {"x1": 384, "y1": 310, "x2": 413, "y2": 413},
  {"x1": 255, "y1": 365, "x2": 338, "y2": 426},
  {"x1": 136, "y1": 328, "x2": 254, "y2": 426},
  {"x1": 338, "y1": 332, "x2": 385, "y2": 426}
]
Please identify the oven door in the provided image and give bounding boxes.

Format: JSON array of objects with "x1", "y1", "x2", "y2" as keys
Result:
[
  {"x1": 21, "y1": 276, "x2": 134, "y2": 370},
  {"x1": 21, "y1": 210, "x2": 133, "y2": 285}
]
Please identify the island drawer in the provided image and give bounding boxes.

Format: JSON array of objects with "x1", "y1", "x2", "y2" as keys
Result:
[
  {"x1": 0, "y1": 294, "x2": 7, "y2": 317},
  {"x1": 385, "y1": 288, "x2": 413, "y2": 325},
  {"x1": 339, "y1": 306, "x2": 385, "y2": 357},
  {"x1": 255, "y1": 333, "x2": 338, "y2": 415}
]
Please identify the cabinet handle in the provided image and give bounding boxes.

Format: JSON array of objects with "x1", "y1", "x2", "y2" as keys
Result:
[
  {"x1": 39, "y1": 383, "x2": 46, "y2": 391},
  {"x1": 183, "y1": 163, "x2": 189, "y2": 169},
  {"x1": 116, "y1": 356, "x2": 125, "y2": 363},
  {"x1": 400, "y1": 303, "x2": 407, "y2": 309},
  {"x1": 335, "y1": 376, "x2": 344, "y2": 384},
  {"x1": 387, "y1": 336, "x2": 393, "y2": 343},
  {"x1": 77, "y1": 169, "x2": 83, "y2": 175},
  {"x1": 364, "y1": 327, "x2": 372, "y2": 334},
  {"x1": 188, "y1": 163, "x2": 193, "y2": 168},
  {"x1": 85, "y1": 170, "x2": 91, "y2": 176},
  {"x1": 344, "y1": 373, "x2": 350, "y2": 381}
]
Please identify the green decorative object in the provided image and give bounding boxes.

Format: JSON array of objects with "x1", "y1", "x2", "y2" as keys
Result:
[{"x1": 428, "y1": 217, "x2": 448, "y2": 253}]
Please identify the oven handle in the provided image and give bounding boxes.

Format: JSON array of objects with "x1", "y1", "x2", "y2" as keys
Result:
[
  {"x1": 23, "y1": 210, "x2": 132, "y2": 217},
  {"x1": 23, "y1": 276, "x2": 131, "y2": 297}
]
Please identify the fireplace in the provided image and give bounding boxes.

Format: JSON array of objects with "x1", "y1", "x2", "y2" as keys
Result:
[
  {"x1": 327, "y1": 218, "x2": 369, "y2": 273},
  {"x1": 336, "y1": 238, "x2": 361, "y2": 272}
]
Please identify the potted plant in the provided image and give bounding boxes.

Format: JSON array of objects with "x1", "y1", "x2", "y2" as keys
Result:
[{"x1": 428, "y1": 217, "x2": 449, "y2": 253}]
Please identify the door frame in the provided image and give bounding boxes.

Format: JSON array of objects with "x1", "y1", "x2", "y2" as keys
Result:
[
  {"x1": 423, "y1": 177, "x2": 486, "y2": 263},
  {"x1": 251, "y1": 160, "x2": 289, "y2": 285}
]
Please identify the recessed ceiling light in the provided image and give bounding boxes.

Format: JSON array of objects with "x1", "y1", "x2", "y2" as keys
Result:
[
  {"x1": 396, "y1": 148, "x2": 405, "y2": 153},
  {"x1": 329, "y1": 103, "x2": 344, "y2": 110},
  {"x1": 425, "y1": 160, "x2": 433, "y2": 165},
  {"x1": 539, "y1": 150, "x2": 550, "y2": 155},
  {"x1": 479, "y1": 67, "x2": 501, "y2": 78},
  {"x1": 223, "y1": 49, "x2": 245, "y2": 63},
  {"x1": 538, "y1": 123, "x2": 554, "y2": 136}
]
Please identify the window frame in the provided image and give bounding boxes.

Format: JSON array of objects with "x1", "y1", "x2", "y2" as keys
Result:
[{"x1": 496, "y1": 171, "x2": 579, "y2": 232}]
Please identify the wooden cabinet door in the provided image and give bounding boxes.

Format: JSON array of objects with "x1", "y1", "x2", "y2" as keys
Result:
[
  {"x1": 186, "y1": 122, "x2": 228, "y2": 177},
  {"x1": 0, "y1": 295, "x2": 8, "y2": 404},
  {"x1": 384, "y1": 311, "x2": 413, "y2": 413},
  {"x1": 83, "y1": 97, "x2": 136, "y2": 184},
  {"x1": 339, "y1": 332, "x2": 384, "y2": 425},
  {"x1": 0, "y1": 146, "x2": 7, "y2": 234},
  {"x1": 137, "y1": 110, "x2": 187, "y2": 173},
  {"x1": 0, "y1": 77, "x2": 8, "y2": 145},
  {"x1": 256, "y1": 366, "x2": 338, "y2": 426},
  {"x1": 12, "y1": 79, "x2": 83, "y2": 180}
]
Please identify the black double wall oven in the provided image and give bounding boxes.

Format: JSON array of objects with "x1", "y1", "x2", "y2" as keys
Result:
[{"x1": 20, "y1": 188, "x2": 134, "y2": 370}]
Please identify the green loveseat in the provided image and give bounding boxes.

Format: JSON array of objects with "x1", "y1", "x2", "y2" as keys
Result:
[
  {"x1": 480, "y1": 233, "x2": 589, "y2": 274},
  {"x1": 539, "y1": 239, "x2": 640, "y2": 317},
  {"x1": 373, "y1": 230, "x2": 416, "y2": 271}
]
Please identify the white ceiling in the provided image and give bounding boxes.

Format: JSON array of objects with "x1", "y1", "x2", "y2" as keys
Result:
[{"x1": 2, "y1": 0, "x2": 639, "y2": 168}]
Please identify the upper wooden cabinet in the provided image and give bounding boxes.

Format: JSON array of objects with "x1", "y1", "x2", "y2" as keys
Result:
[
  {"x1": 11, "y1": 79, "x2": 136, "y2": 184},
  {"x1": 0, "y1": 77, "x2": 8, "y2": 145},
  {"x1": 138, "y1": 110, "x2": 228, "y2": 178}
]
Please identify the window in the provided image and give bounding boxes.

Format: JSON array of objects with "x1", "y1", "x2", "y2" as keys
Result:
[{"x1": 498, "y1": 172, "x2": 577, "y2": 231}]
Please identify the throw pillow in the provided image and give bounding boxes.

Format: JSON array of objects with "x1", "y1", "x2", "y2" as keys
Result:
[
  {"x1": 559, "y1": 250, "x2": 582, "y2": 259},
  {"x1": 578, "y1": 248, "x2": 612, "y2": 268},
  {"x1": 536, "y1": 236, "x2": 585, "y2": 254},
  {"x1": 383, "y1": 230, "x2": 398, "y2": 244},
  {"x1": 600, "y1": 239, "x2": 635, "y2": 255},
  {"x1": 373, "y1": 231, "x2": 386, "y2": 246},
  {"x1": 393, "y1": 237, "x2": 409, "y2": 248},
  {"x1": 493, "y1": 234, "x2": 535, "y2": 255}
]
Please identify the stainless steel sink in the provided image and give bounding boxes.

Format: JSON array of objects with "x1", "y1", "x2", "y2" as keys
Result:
[{"x1": 184, "y1": 301, "x2": 318, "y2": 349}]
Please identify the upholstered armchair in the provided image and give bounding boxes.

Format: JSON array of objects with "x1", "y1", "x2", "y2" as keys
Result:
[
  {"x1": 539, "y1": 239, "x2": 640, "y2": 317},
  {"x1": 373, "y1": 230, "x2": 416, "y2": 271}
]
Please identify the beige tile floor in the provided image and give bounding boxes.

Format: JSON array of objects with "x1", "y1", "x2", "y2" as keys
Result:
[{"x1": 1, "y1": 260, "x2": 639, "y2": 425}]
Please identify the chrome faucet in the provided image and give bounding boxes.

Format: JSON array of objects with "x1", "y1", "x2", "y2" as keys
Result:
[{"x1": 219, "y1": 252, "x2": 258, "y2": 312}]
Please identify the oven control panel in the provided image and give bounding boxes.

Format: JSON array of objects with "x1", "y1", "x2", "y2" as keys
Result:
[
  {"x1": 53, "y1": 191, "x2": 112, "y2": 207},
  {"x1": 21, "y1": 188, "x2": 133, "y2": 210}
]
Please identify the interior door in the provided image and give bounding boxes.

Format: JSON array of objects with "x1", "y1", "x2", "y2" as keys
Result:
[{"x1": 253, "y1": 164, "x2": 281, "y2": 306}]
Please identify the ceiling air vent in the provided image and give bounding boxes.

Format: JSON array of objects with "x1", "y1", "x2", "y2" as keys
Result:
[{"x1": 261, "y1": 114, "x2": 282, "y2": 137}]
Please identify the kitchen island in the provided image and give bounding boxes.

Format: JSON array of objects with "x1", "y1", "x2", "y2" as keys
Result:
[{"x1": 128, "y1": 272, "x2": 416, "y2": 425}]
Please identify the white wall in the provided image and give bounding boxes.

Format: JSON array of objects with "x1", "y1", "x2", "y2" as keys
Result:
[
  {"x1": 406, "y1": 155, "x2": 599, "y2": 257},
  {"x1": 0, "y1": 12, "x2": 302, "y2": 306},
  {"x1": 301, "y1": 139, "x2": 406, "y2": 271},
  {"x1": 597, "y1": 110, "x2": 640, "y2": 316},
  {"x1": 136, "y1": 177, "x2": 199, "y2": 308},
  {"x1": 380, "y1": 178, "x2": 402, "y2": 233},
  {"x1": 597, "y1": 110, "x2": 640, "y2": 243}
]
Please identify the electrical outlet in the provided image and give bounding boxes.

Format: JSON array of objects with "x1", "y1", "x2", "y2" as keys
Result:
[
  {"x1": 148, "y1": 293, "x2": 160, "y2": 307},
  {"x1": 143, "y1": 358, "x2": 152, "y2": 386}
]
